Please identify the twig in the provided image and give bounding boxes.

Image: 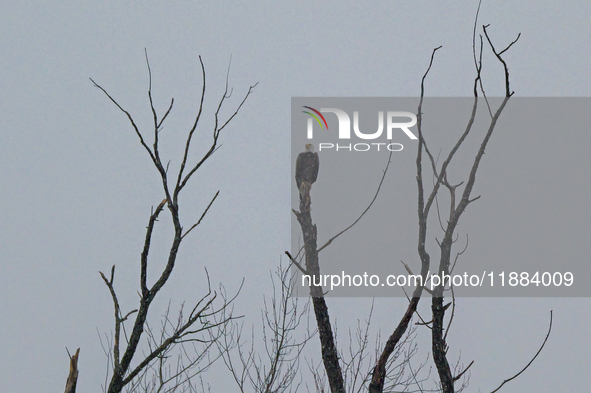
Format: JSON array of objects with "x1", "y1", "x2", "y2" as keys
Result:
[
  {"x1": 318, "y1": 148, "x2": 393, "y2": 252},
  {"x1": 181, "y1": 191, "x2": 220, "y2": 240},
  {"x1": 490, "y1": 311, "x2": 553, "y2": 393}
]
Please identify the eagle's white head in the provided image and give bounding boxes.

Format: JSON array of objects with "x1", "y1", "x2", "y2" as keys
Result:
[{"x1": 305, "y1": 143, "x2": 314, "y2": 152}]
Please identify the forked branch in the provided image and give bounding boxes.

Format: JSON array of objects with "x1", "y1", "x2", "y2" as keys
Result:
[{"x1": 91, "y1": 55, "x2": 256, "y2": 393}]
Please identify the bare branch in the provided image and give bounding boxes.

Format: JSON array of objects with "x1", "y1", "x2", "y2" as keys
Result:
[
  {"x1": 284, "y1": 250, "x2": 309, "y2": 275},
  {"x1": 369, "y1": 46, "x2": 444, "y2": 393},
  {"x1": 182, "y1": 191, "x2": 220, "y2": 240},
  {"x1": 99, "y1": 266, "x2": 123, "y2": 368},
  {"x1": 453, "y1": 360, "x2": 474, "y2": 382},
  {"x1": 178, "y1": 81, "x2": 258, "y2": 194},
  {"x1": 472, "y1": 0, "x2": 483, "y2": 71},
  {"x1": 89, "y1": 78, "x2": 157, "y2": 165},
  {"x1": 145, "y1": 49, "x2": 161, "y2": 157},
  {"x1": 490, "y1": 311, "x2": 553, "y2": 393},
  {"x1": 318, "y1": 148, "x2": 392, "y2": 252},
  {"x1": 175, "y1": 55, "x2": 207, "y2": 204},
  {"x1": 483, "y1": 25, "x2": 521, "y2": 97},
  {"x1": 64, "y1": 348, "x2": 80, "y2": 393},
  {"x1": 141, "y1": 199, "x2": 167, "y2": 296}
]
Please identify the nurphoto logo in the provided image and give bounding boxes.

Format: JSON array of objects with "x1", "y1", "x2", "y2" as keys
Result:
[{"x1": 302, "y1": 106, "x2": 418, "y2": 152}]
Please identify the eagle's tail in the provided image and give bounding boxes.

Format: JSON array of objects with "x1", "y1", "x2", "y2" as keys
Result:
[{"x1": 299, "y1": 182, "x2": 312, "y2": 211}]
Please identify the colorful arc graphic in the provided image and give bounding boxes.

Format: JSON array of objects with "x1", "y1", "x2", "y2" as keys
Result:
[{"x1": 302, "y1": 106, "x2": 329, "y2": 129}]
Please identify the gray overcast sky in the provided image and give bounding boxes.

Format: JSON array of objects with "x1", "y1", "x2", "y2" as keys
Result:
[{"x1": 1, "y1": 1, "x2": 589, "y2": 392}]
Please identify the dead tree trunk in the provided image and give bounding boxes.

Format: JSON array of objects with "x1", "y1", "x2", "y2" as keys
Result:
[
  {"x1": 64, "y1": 348, "x2": 80, "y2": 393},
  {"x1": 293, "y1": 207, "x2": 345, "y2": 393}
]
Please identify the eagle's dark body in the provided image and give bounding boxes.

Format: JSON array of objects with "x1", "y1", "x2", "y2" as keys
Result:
[
  {"x1": 295, "y1": 152, "x2": 319, "y2": 190},
  {"x1": 295, "y1": 144, "x2": 319, "y2": 210}
]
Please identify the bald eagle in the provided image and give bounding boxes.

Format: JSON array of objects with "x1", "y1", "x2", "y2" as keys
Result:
[{"x1": 296, "y1": 144, "x2": 319, "y2": 209}]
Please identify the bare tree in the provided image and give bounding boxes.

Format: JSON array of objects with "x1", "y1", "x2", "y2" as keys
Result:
[
  {"x1": 292, "y1": 18, "x2": 552, "y2": 393},
  {"x1": 215, "y1": 258, "x2": 313, "y2": 393},
  {"x1": 81, "y1": 52, "x2": 256, "y2": 393},
  {"x1": 63, "y1": 12, "x2": 555, "y2": 393}
]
